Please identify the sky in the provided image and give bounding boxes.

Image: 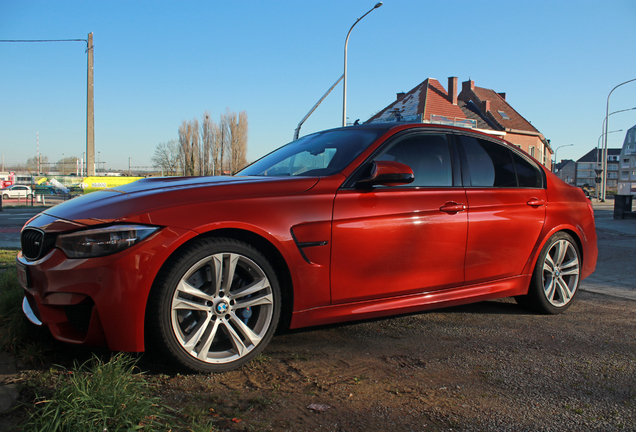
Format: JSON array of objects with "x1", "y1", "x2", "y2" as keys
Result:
[{"x1": 1, "y1": 0, "x2": 636, "y2": 171}]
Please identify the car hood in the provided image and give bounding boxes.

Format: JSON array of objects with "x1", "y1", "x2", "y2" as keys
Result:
[{"x1": 42, "y1": 175, "x2": 320, "y2": 226}]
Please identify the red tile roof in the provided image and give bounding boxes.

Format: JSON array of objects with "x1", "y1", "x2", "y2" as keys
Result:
[
  {"x1": 423, "y1": 79, "x2": 466, "y2": 120},
  {"x1": 463, "y1": 85, "x2": 541, "y2": 134},
  {"x1": 366, "y1": 78, "x2": 465, "y2": 123}
]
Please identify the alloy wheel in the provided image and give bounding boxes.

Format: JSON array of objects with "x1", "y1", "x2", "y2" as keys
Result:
[
  {"x1": 542, "y1": 239, "x2": 580, "y2": 307},
  {"x1": 170, "y1": 252, "x2": 274, "y2": 365}
]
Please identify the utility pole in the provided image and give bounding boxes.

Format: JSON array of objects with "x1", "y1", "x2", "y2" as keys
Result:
[{"x1": 86, "y1": 32, "x2": 95, "y2": 176}]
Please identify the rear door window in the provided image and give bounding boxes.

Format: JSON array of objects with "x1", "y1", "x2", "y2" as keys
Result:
[{"x1": 457, "y1": 135, "x2": 543, "y2": 188}]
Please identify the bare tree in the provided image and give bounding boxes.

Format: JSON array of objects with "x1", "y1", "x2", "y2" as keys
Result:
[
  {"x1": 173, "y1": 109, "x2": 248, "y2": 177},
  {"x1": 218, "y1": 108, "x2": 249, "y2": 175},
  {"x1": 224, "y1": 109, "x2": 237, "y2": 174},
  {"x1": 232, "y1": 111, "x2": 249, "y2": 173},
  {"x1": 26, "y1": 155, "x2": 49, "y2": 174},
  {"x1": 56, "y1": 156, "x2": 81, "y2": 176},
  {"x1": 201, "y1": 112, "x2": 218, "y2": 176},
  {"x1": 218, "y1": 111, "x2": 230, "y2": 175},
  {"x1": 178, "y1": 118, "x2": 200, "y2": 176},
  {"x1": 151, "y1": 140, "x2": 181, "y2": 176}
]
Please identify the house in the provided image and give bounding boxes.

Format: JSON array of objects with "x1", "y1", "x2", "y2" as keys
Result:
[
  {"x1": 618, "y1": 124, "x2": 636, "y2": 195},
  {"x1": 457, "y1": 80, "x2": 553, "y2": 169},
  {"x1": 575, "y1": 148, "x2": 621, "y2": 193},
  {"x1": 554, "y1": 159, "x2": 576, "y2": 185},
  {"x1": 366, "y1": 77, "x2": 553, "y2": 169}
]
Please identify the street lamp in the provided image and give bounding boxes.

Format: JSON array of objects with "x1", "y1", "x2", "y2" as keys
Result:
[
  {"x1": 602, "y1": 78, "x2": 636, "y2": 201},
  {"x1": 596, "y1": 129, "x2": 623, "y2": 201},
  {"x1": 342, "y1": 2, "x2": 383, "y2": 127},
  {"x1": 553, "y1": 144, "x2": 573, "y2": 172}
]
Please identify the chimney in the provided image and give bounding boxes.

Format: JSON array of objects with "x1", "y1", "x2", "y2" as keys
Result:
[
  {"x1": 483, "y1": 100, "x2": 491, "y2": 113},
  {"x1": 498, "y1": 92, "x2": 506, "y2": 100},
  {"x1": 448, "y1": 77, "x2": 458, "y2": 105},
  {"x1": 396, "y1": 92, "x2": 405, "y2": 102},
  {"x1": 462, "y1": 79, "x2": 475, "y2": 93}
]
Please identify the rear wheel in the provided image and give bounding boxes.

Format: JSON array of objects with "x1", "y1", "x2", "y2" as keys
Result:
[
  {"x1": 516, "y1": 232, "x2": 581, "y2": 314},
  {"x1": 147, "y1": 237, "x2": 280, "y2": 373}
]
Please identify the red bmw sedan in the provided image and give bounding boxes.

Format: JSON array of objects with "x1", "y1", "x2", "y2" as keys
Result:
[{"x1": 16, "y1": 123, "x2": 597, "y2": 372}]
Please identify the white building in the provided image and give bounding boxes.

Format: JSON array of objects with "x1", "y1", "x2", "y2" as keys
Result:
[{"x1": 618, "y1": 125, "x2": 636, "y2": 195}]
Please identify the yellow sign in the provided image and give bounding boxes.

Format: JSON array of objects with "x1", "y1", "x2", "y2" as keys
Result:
[{"x1": 80, "y1": 176, "x2": 145, "y2": 193}]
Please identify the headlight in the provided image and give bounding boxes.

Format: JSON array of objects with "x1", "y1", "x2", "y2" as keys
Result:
[{"x1": 55, "y1": 225, "x2": 160, "y2": 258}]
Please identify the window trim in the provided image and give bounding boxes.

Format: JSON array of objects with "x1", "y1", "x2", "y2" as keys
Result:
[
  {"x1": 341, "y1": 129, "x2": 461, "y2": 190},
  {"x1": 453, "y1": 131, "x2": 546, "y2": 189}
]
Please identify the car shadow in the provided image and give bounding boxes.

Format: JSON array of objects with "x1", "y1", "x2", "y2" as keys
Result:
[{"x1": 279, "y1": 297, "x2": 531, "y2": 339}]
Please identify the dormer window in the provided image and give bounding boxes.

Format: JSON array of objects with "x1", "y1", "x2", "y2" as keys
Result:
[{"x1": 497, "y1": 110, "x2": 510, "y2": 120}]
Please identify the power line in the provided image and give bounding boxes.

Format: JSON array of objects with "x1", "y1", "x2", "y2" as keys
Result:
[
  {"x1": 0, "y1": 39, "x2": 87, "y2": 43},
  {"x1": 2, "y1": 34, "x2": 96, "y2": 176}
]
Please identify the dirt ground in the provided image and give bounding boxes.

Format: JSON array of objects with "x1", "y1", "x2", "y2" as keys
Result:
[
  {"x1": 137, "y1": 291, "x2": 634, "y2": 432},
  {"x1": 3, "y1": 227, "x2": 636, "y2": 432}
]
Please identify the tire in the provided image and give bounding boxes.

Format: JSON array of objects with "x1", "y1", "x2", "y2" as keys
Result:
[
  {"x1": 147, "y1": 237, "x2": 281, "y2": 373},
  {"x1": 2, "y1": 194, "x2": 8, "y2": 200},
  {"x1": 516, "y1": 232, "x2": 581, "y2": 314}
]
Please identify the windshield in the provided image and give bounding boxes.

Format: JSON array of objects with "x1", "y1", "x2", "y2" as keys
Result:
[{"x1": 237, "y1": 129, "x2": 382, "y2": 177}]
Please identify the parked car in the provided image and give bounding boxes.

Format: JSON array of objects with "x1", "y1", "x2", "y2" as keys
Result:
[
  {"x1": 16, "y1": 123, "x2": 597, "y2": 373},
  {"x1": 2, "y1": 184, "x2": 32, "y2": 200},
  {"x1": 580, "y1": 188, "x2": 591, "y2": 198},
  {"x1": 34, "y1": 186, "x2": 61, "y2": 196}
]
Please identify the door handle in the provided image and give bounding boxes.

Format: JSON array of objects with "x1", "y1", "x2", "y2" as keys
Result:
[
  {"x1": 439, "y1": 202, "x2": 466, "y2": 214},
  {"x1": 526, "y1": 198, "x2": 545, "y2": 207}
]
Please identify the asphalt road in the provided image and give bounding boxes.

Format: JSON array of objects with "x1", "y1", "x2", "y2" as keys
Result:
[
  {"x1": 0, "y1": 208, "x2": 41, "y2": 227},
  {"x1": 0, "y1": 207, "x2": 43, "y2": 249}
]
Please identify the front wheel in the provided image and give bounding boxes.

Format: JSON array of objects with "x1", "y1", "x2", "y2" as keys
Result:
[
  {"x1": 516, "y1": 232, "x2": 581, "y2": 314},
  {"x1": 147, "y1": 237, "x2": 281, "y2": 373}
]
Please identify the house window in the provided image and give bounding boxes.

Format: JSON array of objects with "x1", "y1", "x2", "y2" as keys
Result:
[
  {"x1": 497, "y1": 110, "x2": 510, "y2": 120},
  {"x1": 621, "y1": 171, "x2": 630, "y2": 180},
  {"x1": 608, "y1": 155, "x2": 619, "y2": 162},
  {"x1": 607, "y1": 172, "x2": 618, "y2": 179},
  {"x1": 608, "y1": 163, "x2": 618, "y2": 170},
  {"x1": 529, "y1": 146, "x2": 535, "y2": 158},
  {"x1": 623, "y1": 159, "x2": 631, "y2": 168}
]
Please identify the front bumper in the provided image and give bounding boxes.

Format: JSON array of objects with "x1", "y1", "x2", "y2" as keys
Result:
[{"x1": 16, "y1": 225, "x2": 195, "y2": 352}]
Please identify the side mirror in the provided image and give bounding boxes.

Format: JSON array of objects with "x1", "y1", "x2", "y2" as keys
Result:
[{"x1": 356, "y1": 161, "x2": 414, "y2": 188}]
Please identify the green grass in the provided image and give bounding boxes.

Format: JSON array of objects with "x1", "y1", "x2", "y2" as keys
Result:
[
  {"x1": 0, "y1": 251, "x2": 224, "y2": 431},
  {"x1": 24, "y1": 354, "x2": 177, "y2": 432},
  {"x1": 0, "y1": 249, "x2": 18, "y2": 264},
  {"x1": 0, "y1": 249, "x2": 18, "y2": 271},
  {"x1": 0, "y1": 250, "x2": 52, "y2": 363}
]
